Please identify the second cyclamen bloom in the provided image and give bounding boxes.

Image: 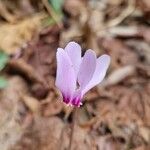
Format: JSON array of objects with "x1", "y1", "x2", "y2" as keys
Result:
[{"x1": 55, "y1": 41, "x2": 110, "y2": 107}]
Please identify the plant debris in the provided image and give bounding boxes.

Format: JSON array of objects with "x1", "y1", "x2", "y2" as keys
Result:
[{"x1": 0, "y1": 0, "x2": 150, "y2": 150}]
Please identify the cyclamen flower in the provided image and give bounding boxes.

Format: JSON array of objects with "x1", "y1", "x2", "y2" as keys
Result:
[{"x1": 55, "y1": 41, "x2": 110, "y2": 107}]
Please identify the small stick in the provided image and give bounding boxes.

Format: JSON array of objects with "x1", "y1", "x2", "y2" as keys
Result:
[{"x1": 68, "y1": 107, "x2": 78, "y2": 150}]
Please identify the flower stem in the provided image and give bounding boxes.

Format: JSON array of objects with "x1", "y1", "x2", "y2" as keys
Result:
[{"x1": 68, "y1": 107, "x2": 78, "y2": 150}]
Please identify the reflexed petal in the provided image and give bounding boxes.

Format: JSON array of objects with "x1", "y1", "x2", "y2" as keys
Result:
[
  {"x1": 82, "y1": 54, "x2": 110, "y2": 95},
  {"x1": 77, "y1": 49, "x2": 96, "y2": 90},
  {"x1": 65, "y1": 41, "x2": 81, "y2": 76},
  {"x1": 55, "y1": 48, "x2": 76, "y2": 100}
]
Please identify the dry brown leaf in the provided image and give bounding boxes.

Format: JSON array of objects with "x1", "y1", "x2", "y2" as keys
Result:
[
  {"x1": 101, "y1": 38, "x2": 139, "y2": 68},
  {"x1": 11, "y1": 116, "x2": 64, "y2": 150},
  {"x1": 42, "y1": 99, "x2": 63, "y2": 116},
  {"x1": 21, "y1": 95, "x2": 41, "y2": 113},
  {"x1": 0, "y1": 13, "x2": 45, "y2": 54},
  {"x1": 95, "y1": 135, "x2": 123, "y2": 150},
  {"x1": 61, "y1": 125, "x2": 92, "y2": 150},
  {"x1": 132, "y1": 145, "x2": 150, "y2": 150},
  {"x1": 0, "y1": 76, "x2": 32, "y2": 150},
  {"x1": 101, "y1": 65, "x2": 136, "y2": 87},
  {"x1": 8, "y1": 59, "x2": 45, "y2": 84},
  {"x1": 139, "y1": 126, "x2": 150, "y2": 143}
]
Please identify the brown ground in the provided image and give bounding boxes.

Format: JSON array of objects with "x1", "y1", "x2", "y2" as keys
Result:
[{"x1": 0, "y1": 0, "x2": 150, "y2": 150}]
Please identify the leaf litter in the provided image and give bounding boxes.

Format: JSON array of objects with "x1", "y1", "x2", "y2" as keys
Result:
[{"x1": 0, "y1": 0, "x2": 150, "y2": 150}]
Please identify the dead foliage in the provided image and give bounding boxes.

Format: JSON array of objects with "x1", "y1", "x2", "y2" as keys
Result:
[{"x1": 0, "y1": 0, "x2": 150, "y2": 150}]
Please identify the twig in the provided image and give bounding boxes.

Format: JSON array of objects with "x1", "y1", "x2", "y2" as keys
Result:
[
  {"x1": 107, "y1": 26, "x2": 138, "y2": 37},
  {"x1": 8, "y1": 59, "x2": 44, "y2": 84},
  {"x1": 106, "y1": 0, "x2": 135, "y2": 28},
  {"x1": 68, "y1": 107, "x2": 78, "y2": 150},
  {"x1": 0, "y1": 1, "x2": 16, "y2": 23}
]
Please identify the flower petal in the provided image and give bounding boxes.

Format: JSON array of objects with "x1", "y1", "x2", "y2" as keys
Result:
[
  {"x1": 65, "y1": 41, "x2": 81, "y2": 76},
  {"x1": 77, "y1": 49, "x2": 96, "y2": 90},
  {"x1": 55, "y1": 48, "x2": 76, "y2": 101},
  {"x1": 82, "y1": 54, "x2": 110, "y2": 95}
]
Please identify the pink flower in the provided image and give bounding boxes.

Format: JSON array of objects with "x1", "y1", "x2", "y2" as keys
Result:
[{"x1": 55, "y1": 41, "x2": 110, "y2": 107}]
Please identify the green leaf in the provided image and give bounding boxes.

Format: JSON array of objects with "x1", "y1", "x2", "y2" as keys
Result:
[
  {"x1": 0, "y1": 76, "x2": 8, "y2": 89},
  {"x1": 49, "y1": 0, "x2": 64, "y2": 14},
  {"x1": 0, "y1": 51, "x2": 9, "y2": 71}
]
